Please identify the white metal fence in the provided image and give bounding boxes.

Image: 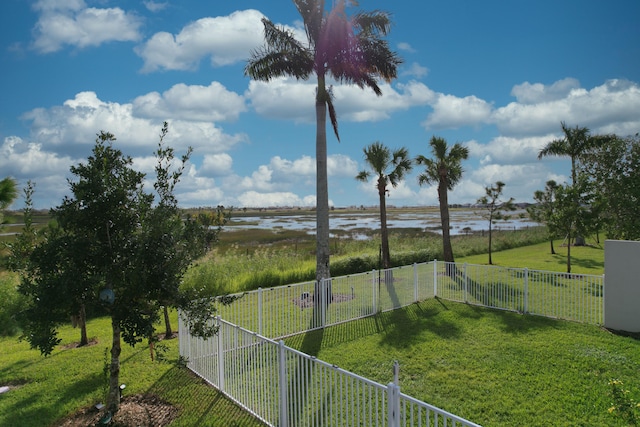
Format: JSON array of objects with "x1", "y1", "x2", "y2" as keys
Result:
[
  {"x1": 179, "y1": 315, "x2": 482, "y2": 427},
  {"x1": 179, "y1": 260, "x2": 604, "y2": 426},
  {"x1": 206, "y1": 261, "x2": 603, "y2": 339}
]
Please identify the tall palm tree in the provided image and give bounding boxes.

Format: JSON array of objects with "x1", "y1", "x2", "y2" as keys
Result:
[
  {"x1": 245, "y1": 0, "x2": 402, "y2": 283},
  {"x1": 356, "y1": 141, "x2": 412, "y2": 269},
  {"x1": 538, "y1": 122, "x2": 608, "y2": 272},
  {"x1": 416, "y1": 137, "x2": 469, "y2": 263}
]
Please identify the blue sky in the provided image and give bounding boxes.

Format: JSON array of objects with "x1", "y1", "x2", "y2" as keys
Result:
[{"x1": 1, "y1": 0, "x2": 639, "y2": 210}]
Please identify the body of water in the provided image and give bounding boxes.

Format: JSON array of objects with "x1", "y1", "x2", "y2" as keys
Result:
[{"x1": 227, "y1": 210, "x2": 539, "y2": 236}]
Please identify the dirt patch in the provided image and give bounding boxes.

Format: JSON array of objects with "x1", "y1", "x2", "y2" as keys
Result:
[
  {"x1": 292, "y1": 292, "x2": 355, "y2": 308},
  {"x1": 55, "y1": 394, "x2": 178, "y2": 427}
]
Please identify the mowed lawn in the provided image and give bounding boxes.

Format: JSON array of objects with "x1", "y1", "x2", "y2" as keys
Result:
[{"x1": 285, "y1": 298, "x2": 639, "y2": 427}]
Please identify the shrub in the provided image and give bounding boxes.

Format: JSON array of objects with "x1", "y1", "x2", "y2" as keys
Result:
[{"x1": 0, "y1": 272, "x2": 26, "y2": 336}]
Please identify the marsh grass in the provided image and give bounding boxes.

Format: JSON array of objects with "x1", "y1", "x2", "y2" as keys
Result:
[{"x1": 184, "y1": 226, "x2": 550, "y2": 295}]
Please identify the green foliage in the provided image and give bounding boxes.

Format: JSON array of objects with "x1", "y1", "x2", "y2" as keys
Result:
[
  {"x1": 579, "y1": 133, "x2": 640, "y2": 240},
  {"x1": 0, "y1": 176, "x2": 18, "y2": 226},
  {"x1": 476, "y1": 181, "x2": 516, "y2": 264},
  {"x1": 182, "y1": 227, "x2": 549, "y2": 294},
  {"x1": 0, "y1": 272, "x2": 27, "y2": 336},
  {"x1": 17, "y1": 125, "x2": 223, "y2": 413}
]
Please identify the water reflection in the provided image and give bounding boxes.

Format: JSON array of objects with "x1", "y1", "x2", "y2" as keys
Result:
[{"x1": 227, "y1": 210, "x2": 538, "y2": 236}]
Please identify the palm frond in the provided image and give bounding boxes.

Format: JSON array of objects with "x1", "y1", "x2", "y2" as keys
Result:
[
  {"x1": 326, "y1": 87, "x2": 340, "y2": 141},
  {"x1": 245, "y1": 19, "x2": 314, "y2": 81},
  {"x1": 352, "y1": 10, "x2": 393, "y2": 35}
]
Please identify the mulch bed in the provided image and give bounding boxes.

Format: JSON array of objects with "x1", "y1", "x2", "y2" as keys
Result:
[{"x1": 55, "y1": 394, "x2": 178, "y2": 427}]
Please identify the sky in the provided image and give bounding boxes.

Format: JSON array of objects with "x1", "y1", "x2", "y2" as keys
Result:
[{"x1": 1, "y1": 0, "x2": 639, "y2": 210}]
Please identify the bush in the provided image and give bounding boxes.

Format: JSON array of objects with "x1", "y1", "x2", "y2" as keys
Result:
[{"x1": 0, "y1": 272, "x2": 26, "y2": 336}]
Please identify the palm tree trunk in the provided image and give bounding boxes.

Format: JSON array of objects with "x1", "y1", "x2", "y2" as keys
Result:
[
  {"x1": 378, "y1": 181, "x2": 391, "y2": 269},
  {"x1": 438, "y1": 181, "x2": 454, "y2": 262},
  {"x1": 314, "y1": 75, "x2": 331, "y2": 328},
  {"x1": 107, "y1": 317, "x2": 122, "y2": 414},
  {"x1": 315, "y1": 76, "x2": 330, "y2": 283}
]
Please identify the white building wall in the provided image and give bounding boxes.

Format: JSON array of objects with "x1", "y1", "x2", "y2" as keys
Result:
[{"x1": 604, "y1": 240, "x2": 640, "y2": 333}]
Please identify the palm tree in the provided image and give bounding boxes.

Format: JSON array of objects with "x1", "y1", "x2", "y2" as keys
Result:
[
  {"x1": 415, "y1": 137, "x2": 469, "y2": 263},
  {"x1": 245, "y1": 0, "x2": 402, "y2": 283},
  {"x1": 0, "y1": 177, "x2": 18, "y2": 226},
  {"x1": 538, "y1": 122, "x2": 608, "y2": 271},
  {"x1": 356, "y1": 142, "x2": 412, "y2": 269}
]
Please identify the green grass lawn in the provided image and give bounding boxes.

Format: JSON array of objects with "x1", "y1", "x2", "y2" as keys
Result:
[
  {"x1": 285, "y1": 298, "x2": 640, "y2": 427},
  {"x1": 0, "y1": 314, "x2": 266, "y2": 427},
  {"x1": 458, "y1": 239, "x2": 605, "y2": 274}
]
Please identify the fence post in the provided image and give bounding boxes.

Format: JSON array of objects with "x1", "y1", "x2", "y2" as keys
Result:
[
  {"x1": 278, "y1": 341, "x2": 289, "y2": 427},
  {"x1": 372, "y1": 270, "x2": 378, "y2": 313},
  {"x1": 258, "y1": 287, "x2": 263, "y2": 336},
  {"x1": 216, "y1": 316, "x2": 225, "y2": 391},
  {"x1": 413, "y1": 263, "x2": 418, "y2": 302},
  {"x1": 433, "y1": 259, "x2": 438, "y2": 297},
  {"x1": 387, "y1": 382, "x2": 400, "y2": 427},
  {"x1": 322, "y1": 278, "x2": 328, "y2": 326},
  {"x1": 464, "y1": 263, "x2": 468, "y2": 303},
  {"x1": 524, "y1": 268, "x2": 529, "y2": 314}
]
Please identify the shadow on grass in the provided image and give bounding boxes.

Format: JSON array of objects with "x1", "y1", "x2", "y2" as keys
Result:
[
  {"x1": 377, "y1": 298, "x2": 463, "y2": 348},
  {"x1": 552, "y1": 253, "x2": 604, "y2": 271},
  {"x1": 148, "y1": 365, "x2": 266, "y2": 426}
]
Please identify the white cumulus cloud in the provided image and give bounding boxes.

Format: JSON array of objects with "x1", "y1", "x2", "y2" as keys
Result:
[
  {"x1": 136, "y1": 9, "x2": 266, "y2": 72},
  {"x1": 31, "y1": 1, "x2": 141, "y2": 53}
]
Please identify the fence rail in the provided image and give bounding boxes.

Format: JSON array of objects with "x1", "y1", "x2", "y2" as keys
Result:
[
  {"x1": 179, "y1": 315, "x2": 481, "y2": 427},
  {"x1": 180, "y1": 260, "x2": 604, "y2": 427}
]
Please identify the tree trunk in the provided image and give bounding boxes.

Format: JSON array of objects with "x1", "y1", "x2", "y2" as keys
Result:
[
  {"x1": 566, "y1": 233, "x2": 572, "y2": 273},
  {"x1": 488, "y1": 220, "x2": 493, "y2": 265},
  {"x1": 107, "y1": 317, "x2": 122, "y2": 414},
  {"x1": 438, "y1": 181, "x2": 454, "y2": 263},
  {"x1": 79, "y1": 303, "x2": 88, "y2": 346},
  {"x1": 550, "y1": 239, "x2": 556, "y2": 255},
  {"x1": 315, "y1": 75, "x2": 330, "y2": 283},
  {"x1": 163, "y1": 305, "x2": 172, "y2": 339},
  {"x1": 378, "y1": 179, "x2": 391, "y2": 269}
]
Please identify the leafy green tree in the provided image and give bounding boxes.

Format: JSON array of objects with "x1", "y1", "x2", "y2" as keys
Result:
[
  {"x1": 578, "y1": 133, "x2": 640, "y2": 240},
  {"x1": 137, "y1": 123, "x2": 225, "y2": 340},
  {"x1": 245, "y1": 0, "x2": 402, "y2": 283},
  {"x1": 356, "y1": 141, "x2": 412, "y2": 269},
  {"x1": 538, "y1": 122, "x2": 609, "y2": 246},
  {"x1": 527, "y1": 180, "x2": 559, "y2": 255},
  {"x1": 0, "y1": 177, "x2": 18, "y2": 226},
  {"x1": 19, "y1": 128, "x2": 219, "y2": 415},
  {"x1": 6, "y1": 181, "x2": 38, "y2": 272},
  {"x1": 415, "y1": 136, "x2": 469, "y2": 262},
  {"x1": 476, "y1": 181, "x2": 516, "y2": 265}
]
